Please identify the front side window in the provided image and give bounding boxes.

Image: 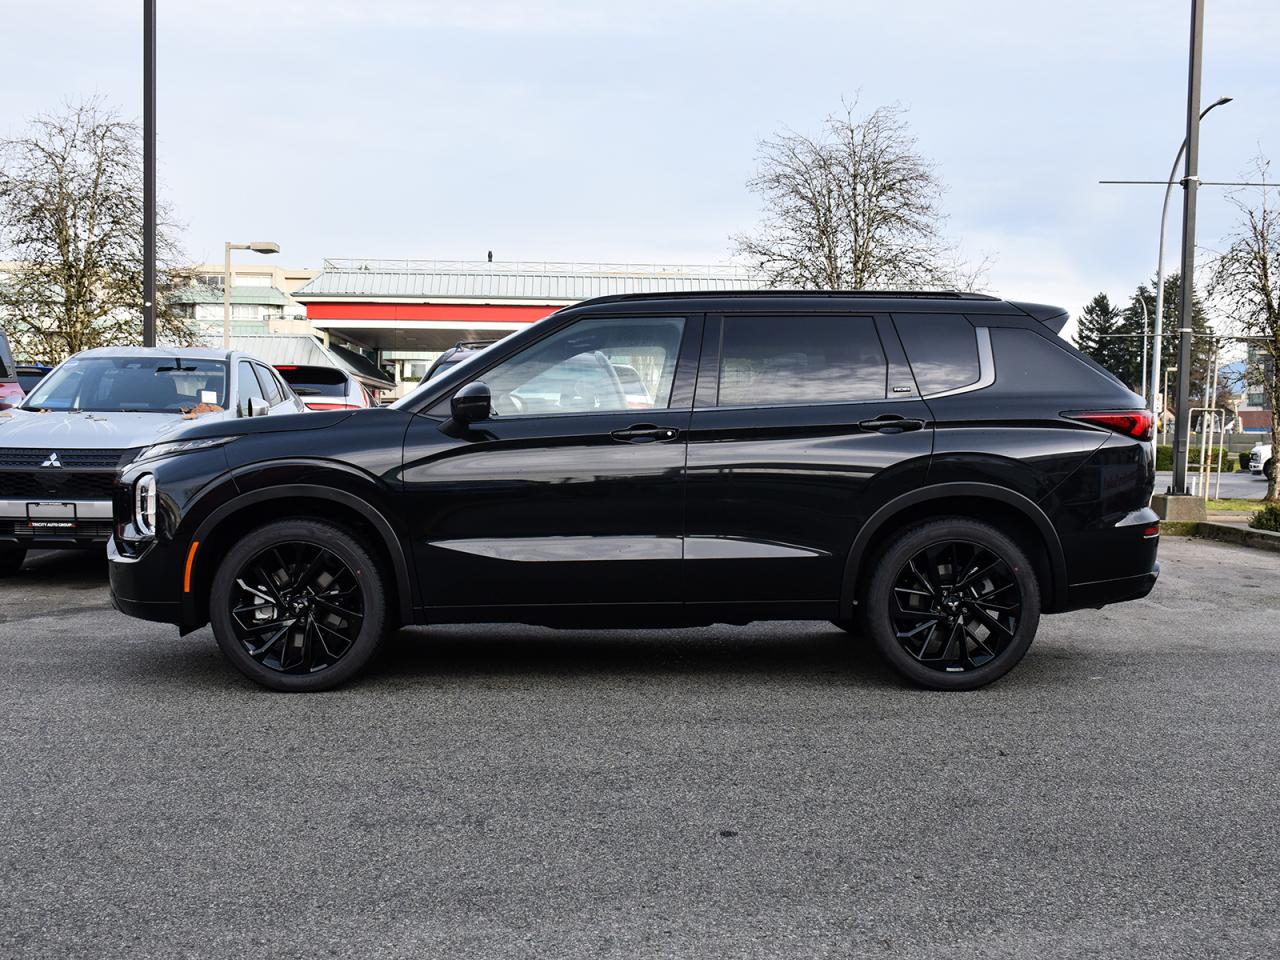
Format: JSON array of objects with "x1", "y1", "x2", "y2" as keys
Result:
[
  {"x1": 238, "y1": 361, "x2": 265, "y2": 404},
  {"x1": 253, "y1": 364, "x2": 283, "y2": 404},
  {"x1": 22, "y1": 357, "x2": 228, "y2": 413},
  {"x1": 481, "y1": 316, "x2": 685, "y2": 417},
  {"x1": 718, "y1": 315, "x2": 886, "y2": 406}
]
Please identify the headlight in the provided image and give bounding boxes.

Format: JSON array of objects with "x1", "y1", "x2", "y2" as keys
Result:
[
  {"x1": 138, "y1": 435, "x2": 240, "y2": 462},
  {"x1": 134, "y1": 474, "x2": 157, "y2": 537}
]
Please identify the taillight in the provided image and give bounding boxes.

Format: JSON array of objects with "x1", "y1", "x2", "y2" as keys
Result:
[
  {"x1": 1065, "y1": 410, "x2": 1154, "y2": 441},
  {"x1": 304, "y1": 402, "x2": 361, "y2": 411}
]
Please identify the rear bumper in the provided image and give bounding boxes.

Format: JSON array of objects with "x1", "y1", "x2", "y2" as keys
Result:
[{"x1": 1060, "y1": 562, "x2": 1160, "y2": 612}]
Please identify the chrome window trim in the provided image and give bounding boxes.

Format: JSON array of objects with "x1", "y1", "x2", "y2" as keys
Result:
[{"x1": 918, "y1": 327, "x2": 993, "y2": 400}]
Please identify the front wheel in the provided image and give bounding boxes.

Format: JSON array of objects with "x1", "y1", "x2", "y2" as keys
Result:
[
  {"x1": 861, "y1": 519, "x2": 1041, "y2": 691},
  {"x1": 209, "y1": 519, "x2": 387, "y2": 692},
  {"x1": 1266, "y1": 459, "x2": 1275, "y2": 481}
]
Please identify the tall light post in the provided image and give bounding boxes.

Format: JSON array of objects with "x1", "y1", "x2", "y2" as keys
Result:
[
  {"x1": 1147, "y1": 93, "x2": 1231, "y2": 444},
  {"x1": 223, "y1": 241, "x2": 280, "y2": 348},
  {"x1": 142, "y1": 0, "x2": 156, "y2": 347}
]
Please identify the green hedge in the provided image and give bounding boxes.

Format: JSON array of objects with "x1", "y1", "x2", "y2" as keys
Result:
[
  {"x1": 1252, "y1": 503, "x2": 1280, "y2": 532},
  {"x1": 1155, "y1": 445, "x2": 1237, "y2": 472}
]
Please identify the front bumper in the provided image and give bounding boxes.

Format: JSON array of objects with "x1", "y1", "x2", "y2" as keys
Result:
[
  {"x1": 0, "y1": 499, "x2": 114, "y2": 549},
  {"x1": 107, "y1": 535, "x2": 184, "y2": 628}
]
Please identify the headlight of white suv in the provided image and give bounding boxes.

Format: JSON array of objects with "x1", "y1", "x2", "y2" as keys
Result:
[
  {"x1": 134, "y1": 474, "x2": 157, "y2": 537},
  {"x1": 138, "y1": 435, "x2": 240, "y2": 462}
]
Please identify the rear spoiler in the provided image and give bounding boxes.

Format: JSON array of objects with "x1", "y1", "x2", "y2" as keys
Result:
[{"x1": 1010, "y1": 301, "x2": 1069, "y2": 334}]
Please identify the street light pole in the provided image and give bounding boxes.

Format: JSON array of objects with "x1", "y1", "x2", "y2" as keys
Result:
[
  {"x1": 1171, "y1": 0, "x2": 1206, "y2": 497},
  {"x1": 222, "y1": 241, "x2": 281, "y2": 348},
  {"x1": 142, "y1": 0, "x2": 156, "y2": 347},
  {"x1": 1147, "y1": 93, "x2": 1231, "y2": 441}
]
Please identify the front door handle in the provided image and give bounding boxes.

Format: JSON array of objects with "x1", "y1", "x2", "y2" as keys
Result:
[
  {"x1": 858, "y1": 414, "x2": 926, "y2": 434},
  {"x1": 611, "y1": 424, "x2": 679, "y2": 444}
]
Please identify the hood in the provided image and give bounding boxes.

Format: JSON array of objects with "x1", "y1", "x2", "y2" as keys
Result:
[
  {"x1": 174, "y1": 408, "x2": 358, "y2": 440},
  {"x1": 0, "y1": 408, "x2": 214, "y2": 450}
]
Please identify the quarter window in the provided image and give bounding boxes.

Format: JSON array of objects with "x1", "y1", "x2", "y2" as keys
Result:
[
  {"x1": 717, "y1": 315, "x2": 886, "y2": 406},
  {"x1": 481, "y1": 317, "x2": 686, "y2": 417},
  {"x1": 894, "y1": 315, "x2": 980, "y2": 395}
]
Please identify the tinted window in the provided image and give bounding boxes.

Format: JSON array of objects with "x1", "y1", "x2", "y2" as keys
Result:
[
  {"x1": 278, "y1": 366, "x2": 347, "y2": 398},
  {"x1": 894, "y1": 315, "x2": 980, "y2": 394},
  {"x1": 23, "y1": 357, "x2": 228, "y2": 413},
  {"x1": 989, "y1": 328, "x2": 1128, "y2": 395},
  {"x1": 238, "y1": 361, "x2": 265, "y2": 404},
  {"x1": 718, "y1": 315, "x2": 886, "y2": 406},
  {"x1": 483, "y1": 316, "x2": 685, "y2": 417}
]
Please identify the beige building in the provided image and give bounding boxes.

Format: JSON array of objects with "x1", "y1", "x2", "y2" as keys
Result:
[{"x1": 171, "y1": 263, "x2": 317, "y2": 338}]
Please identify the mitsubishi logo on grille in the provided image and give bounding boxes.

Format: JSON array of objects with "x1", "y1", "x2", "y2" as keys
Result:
[{"x1": 41, "y1": 452, "x2": 62, "y2": 469}]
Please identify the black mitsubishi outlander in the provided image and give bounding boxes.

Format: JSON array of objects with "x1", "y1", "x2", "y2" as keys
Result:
[{"x1": 108, "y1": 291, "x2": 1160, "y2": 692}]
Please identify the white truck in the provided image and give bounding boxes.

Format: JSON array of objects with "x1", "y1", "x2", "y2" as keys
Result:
[{"x1": 1249, "y1": 441, "x2": 1274, "y2": 480}]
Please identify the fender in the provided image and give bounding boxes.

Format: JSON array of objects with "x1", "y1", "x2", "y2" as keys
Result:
[
  {"x1": 185, "y1": 480, "x2": 416, "y2": 627},
  {"x1": 839, "y1": 481, "x2": 1068, "y2": 613}
]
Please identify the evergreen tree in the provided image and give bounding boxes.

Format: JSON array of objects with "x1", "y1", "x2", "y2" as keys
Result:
[
  {"x1": 1075, "y1": 293, "x2": 1125, "y2": 377},
  {"x1": 1120, "y1": 273, "x2": 1215, "y2": 405}
]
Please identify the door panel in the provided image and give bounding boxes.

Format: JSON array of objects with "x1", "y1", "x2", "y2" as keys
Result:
[{"x1": 402, "y1": 314, "x2": 700, "y2": 610}]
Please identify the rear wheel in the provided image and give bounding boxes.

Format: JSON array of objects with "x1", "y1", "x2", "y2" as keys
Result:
[
  {"x1": 861, "y1": 519, "x2": 1040, "y2": 691},
  {"x1": 1266, "y1": 458, "x2": 1275, "y2": 481},
  {"x1": 0, "y1": 547, "x2": 25, "y2": 577},
  {"x1": 209, "y1": 519, "x2": 386, "y2": 692}
]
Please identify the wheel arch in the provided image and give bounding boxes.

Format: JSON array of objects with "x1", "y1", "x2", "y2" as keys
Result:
[
  {"x1": 840, "y1": 482, "x2": 1068, "y2": 615},
  {"x1": 183, "y1": 483, "x2": 415, "y2": 631}
]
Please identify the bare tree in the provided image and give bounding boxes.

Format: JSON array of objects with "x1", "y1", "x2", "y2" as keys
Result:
[
  {"x1": 733, "y1": 100, "x2": 987, "y2": 291},
  {"x1": 1209, "y1": 156, "x2": 1280, "y2": 502},
  {"x1": 0, "y1": 99, "x2": 192, "y2": 362}
]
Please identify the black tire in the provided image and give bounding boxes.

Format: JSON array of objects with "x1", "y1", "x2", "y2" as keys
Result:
[
  {"x1": 860, "y1": 518, "x2": 1041, "y2": 691},
  {"x1": 0, "y1": 547, "x2": 25, "y2": 577},
  {"x1": 209, "y1": 519, "x2": 387, "y2": 692},
  {"x1": 1266, "y1": 459, "x2": 1275, "y2": 481}
]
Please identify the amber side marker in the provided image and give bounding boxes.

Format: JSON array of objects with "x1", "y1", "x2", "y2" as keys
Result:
[{"x1": 184, "y1": 541, "x2": 200, "y2": 592}]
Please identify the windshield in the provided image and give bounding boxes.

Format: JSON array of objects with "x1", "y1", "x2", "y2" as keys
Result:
[{"x1": 22, "y1": 356, "x2": 229, "y2": 413}]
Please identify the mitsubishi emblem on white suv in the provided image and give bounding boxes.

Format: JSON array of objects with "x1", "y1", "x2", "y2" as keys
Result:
[{"x1": 41, "y1": 452, "x2": 62, "y2": 468}]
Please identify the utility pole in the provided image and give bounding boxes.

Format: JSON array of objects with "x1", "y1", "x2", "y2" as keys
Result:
[
  {"x1": 1170, "y1": 0, "x2": 1204, "y2": 496},
  {"x1": 142, "y1": 0, "x2": 157, "y2": 347}
]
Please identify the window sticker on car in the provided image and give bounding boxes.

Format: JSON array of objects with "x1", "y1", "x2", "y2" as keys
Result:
[{"x1": 200, "y1": 390, "x2": 218, "y2": 404}]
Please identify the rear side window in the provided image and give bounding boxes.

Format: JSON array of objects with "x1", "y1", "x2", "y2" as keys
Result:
[
  {"x1": 718, "y1": 315, "x2": 886, "y2": 406},
  {"x1": 253, "y1": 364, "x2": 283, "y2": 404},
  {"x1": 988, "y1": 328, "x2": 1129, "y2": 395},
  {"x1": 894, "y1": 314, "x2": 980, "y2": 395}
]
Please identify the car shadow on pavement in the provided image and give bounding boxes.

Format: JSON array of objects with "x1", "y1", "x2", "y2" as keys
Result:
[
  {"x1": 364, "y1": 624, "x2": 904, "y2": 688},
  {"x1": 13, "y1": 549, "x2": 109, "y2": 587}
]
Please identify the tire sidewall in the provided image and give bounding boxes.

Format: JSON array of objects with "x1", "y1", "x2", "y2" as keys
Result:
[
  {"x1": 861, "y1": 519, "x2": 1041, "y2": 691},
  {"x1": 209, "y1": 519, "x2": 386, "y2": 692}
]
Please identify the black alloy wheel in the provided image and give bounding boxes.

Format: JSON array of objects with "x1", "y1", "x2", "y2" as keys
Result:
[
  {"x1": 210, "y1": 519, "x2": 386, "y2": 691},
  {"x1": 862, "y1": 519, "x2": 1040, "y2": 691}
]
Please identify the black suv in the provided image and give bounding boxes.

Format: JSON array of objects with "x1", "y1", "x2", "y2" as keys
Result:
[{"x1": 108, "y1": 292, "x2": 1159, "y2": 692}]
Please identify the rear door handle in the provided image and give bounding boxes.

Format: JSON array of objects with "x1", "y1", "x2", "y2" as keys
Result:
[
  {"x1": 858, "y1": 414, "x2": 925, "y2": 434},
  {"x1": 611, "y1": 424, "x2": 679, "y2": 444}
]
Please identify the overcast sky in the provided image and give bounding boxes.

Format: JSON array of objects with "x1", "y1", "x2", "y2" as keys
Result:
[{"x1": 3, "y1": 0, "x2": 1278, "y2": 334}]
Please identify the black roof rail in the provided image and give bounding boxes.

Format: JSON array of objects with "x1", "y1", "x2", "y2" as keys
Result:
[{"x1": 572, "y1": 289, "x2": 1002, "y2": 308}]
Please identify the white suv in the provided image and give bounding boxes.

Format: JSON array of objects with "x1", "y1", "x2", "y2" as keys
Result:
[
  {"x1": 0, "y1": 347, "x2": 304, "y2": 574},
  {"x1": 1249, "y1": 441, "x2": 1274, "y2": 480}
]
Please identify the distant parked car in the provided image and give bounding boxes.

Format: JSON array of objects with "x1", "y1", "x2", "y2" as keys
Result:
[
  {"x1": 611, "y1": 362, "x2": 654, "y2": 409},
  {"x1": 275, "y1": 364, "x2": 374, "y2": 411},
  {"x1": 423, "y1": 339, "x2": 499, "y2": 381},
  {"x1": 1250, "y1": 442, "x2": 1274, "y2": 480},
  {"x1": 0, "y1": 331, "x2": 22, "y2": 410},
  {"x1": 0, "y1": 347, "x2": 304, "y2": 575}
]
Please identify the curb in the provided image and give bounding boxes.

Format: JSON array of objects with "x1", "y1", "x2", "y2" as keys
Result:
[{"x1": 1161, "y1": 520, "x2": 1280, "y2": 554}]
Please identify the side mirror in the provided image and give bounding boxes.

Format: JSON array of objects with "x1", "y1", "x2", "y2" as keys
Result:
[
  {"x1": 241, "y1": 396, "x2": 270, "y2": 418},
  {"x1": 451, "y1": 381, "x2": 491, "y2": 424}
]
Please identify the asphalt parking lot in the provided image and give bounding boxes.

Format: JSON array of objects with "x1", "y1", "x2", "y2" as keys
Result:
[{"x1": 1, "y1": 538, "x2": 1278, "y2": 960}]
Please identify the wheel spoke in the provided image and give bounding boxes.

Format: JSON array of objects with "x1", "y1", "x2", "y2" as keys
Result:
[
  {"x1": 311, "y1": 595, "x2": 364, "y2": 622},
  {"x1": 246, "y1": 622, "x2": 291, "y2": 658},
  {"x1": 968, "y1": 603, "x2": 1015, "y2": 638}
]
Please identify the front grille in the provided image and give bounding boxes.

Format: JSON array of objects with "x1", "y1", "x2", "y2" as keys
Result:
[
  {"x1": 0, "y1": 471, "x2": 117, "y2": 500},
  {"x1": 0, "y1": 447, "x2": 134, "y2": 469}
]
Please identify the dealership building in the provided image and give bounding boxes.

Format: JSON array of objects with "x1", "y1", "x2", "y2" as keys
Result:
[{"x1": 290, "y1": 258, "x2": 759, "y2": 394}]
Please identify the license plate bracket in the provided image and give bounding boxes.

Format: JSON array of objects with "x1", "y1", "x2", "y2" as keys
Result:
[{"x1": 26, "y1": 501, "x2": 77, "y2": 530}]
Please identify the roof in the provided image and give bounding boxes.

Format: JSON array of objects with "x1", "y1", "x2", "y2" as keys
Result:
[
  {"x1": 576, "y1": 289, "x2": 1001, "y2": 307},
  {"x1": 293, "y1": 258, "x2": 763, "y2": 303},
  {"x1": 225, "y1": 335, "x2": 394, "y2": 387},
  {"x1": 169, "y1": 285, "x2": 292, "y2": 306},
  {"x1": 72, "y1": 346, "x2": 233, "y2": 360}
]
